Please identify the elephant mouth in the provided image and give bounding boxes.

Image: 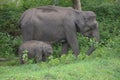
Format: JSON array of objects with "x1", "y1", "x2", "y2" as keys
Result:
[{"x1": 83, "y1": 30, "x2": 93, "y2": 38}]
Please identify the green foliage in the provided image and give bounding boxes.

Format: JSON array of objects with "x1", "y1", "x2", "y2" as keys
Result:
[
  {"x1": 0, "y1": 32, "x2": 14, "y2": 57},
  {"x1": 48, "y1": 57, "x2": 60, "y2": 66},
  {"x1": 22, "y1": 0, "x2": 53, "y2": 10},
  {"x1": 12, "y1": 36, "x2": 22, "y2": 53},
  {"x1": 41, "y1": 51, "x2": 87, "y2": 67},
  {"x1": 0, "y1": 32, "x2": 22, "y2": 58},
  {"x1": 0, "y1": 59, "x2": 19, "y2": 66},
  {"x1": 57, "y1": 0, "x2": 72, "y2": 7},
  {"x1": 92, "y1": 3, "x2": 120, "y2": 21},
  {"x1": 52, "y1": 43, "x2": 62, "y2": 58},
  {"x1": 106, "y1": 35, "x2": 120, "y2": 53},
  {"x1": 60, "y1": 52, "x2": 76, "y2": 64},
  {"x1": 0, "y1": 6, "x2": 21, "y2": 36},
  {"x1": 22, "y1": 50, "x2": 29, "y2": 62},
  {"x1": 22, "y1": 50, "x2": 35, "y2": 64},
  {"x1": 81, "y1": 0, "x2": 119, "y2": 10},
  {"x1": 99, "y1": 18, "x2": 120, "y2": 45},
  {"x1": 0, "y1": 53, "x2": 120, "y2": 80}
]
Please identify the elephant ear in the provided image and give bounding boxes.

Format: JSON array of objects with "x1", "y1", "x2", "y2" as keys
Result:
[
  {"x1": 82, "y1": 11, "x2": 97, "y2": 34},
  {"x1": 83, "y1": 11, "x2": 96, "y2": 21},
  {"x1": 74, "y1": 10, "x2": 86, "y2": 33},
  {"x1": 83, "y1": 11, "x2": 96, "y2": 28}
]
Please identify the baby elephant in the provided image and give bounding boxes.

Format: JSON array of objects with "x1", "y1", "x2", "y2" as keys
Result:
[{"x1": 18, "y1": 40, "x2": 53, "y2": 64}]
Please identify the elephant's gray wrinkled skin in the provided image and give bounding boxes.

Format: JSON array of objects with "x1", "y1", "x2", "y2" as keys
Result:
[
  {"x1": 18, "y1": 40, "x2": 53, "y2": 64},
  {"x1": 19, "y1": 6, "x2": 100, "y2": 57}
]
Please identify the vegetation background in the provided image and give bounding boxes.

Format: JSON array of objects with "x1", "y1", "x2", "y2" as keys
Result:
[{"x1": 0, "y1": 0, "x2": 120, "y2": 80}]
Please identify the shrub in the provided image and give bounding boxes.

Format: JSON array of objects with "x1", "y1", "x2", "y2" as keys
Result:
[
  {"x1": 91, "y1": 3, "x2": 120, "y2": 21},
  {"x1": 0, "y1": 0, "x2": 23, "y2": 35},
  {"x1": 0, "y1": 32, "x2": 14, "y2": 57},
  {"x1": 0, "y1": 32, "x2": 22, "y2": 58},
  {"x1": 106, "y1": 35, "x2": 120, "y2": 49},
  {"x1": 98, "y1": 18, "x2": 120, "y2": 46},
  {"x1": 22, "y1": 0, "x2": 53, "y2": 10}
]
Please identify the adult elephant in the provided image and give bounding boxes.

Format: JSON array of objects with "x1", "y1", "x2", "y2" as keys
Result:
[{"x1": 19, "y1": 6, "x2": 100, "y2": 57}]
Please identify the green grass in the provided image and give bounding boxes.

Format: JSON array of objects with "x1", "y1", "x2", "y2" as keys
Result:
[
  {"x1": 0, "y1": 58, "x2": 119, "y2": 80},
  {"x1": 0, "y1": 47, "x2": 120, "y2": 80}
]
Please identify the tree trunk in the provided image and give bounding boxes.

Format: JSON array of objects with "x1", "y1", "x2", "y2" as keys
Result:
[{"x1": 72, "y1": 0, "x2": 82, "y2": 11}]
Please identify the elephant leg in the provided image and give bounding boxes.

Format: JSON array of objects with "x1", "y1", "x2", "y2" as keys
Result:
[
  {"x1": 34, "y1": 49, "x2": 42, "y2": 63},
  {"x1": 67, "y1": 36, "x2": 79, "y2": 57},
  {"x1": 61, "y1": 42, "x2": 69, "y2": 55},
  {"x1": 36, "y1": 54, "x2": 42, "y2": 63},
  {"x1": 64, "y1": 20, "x2": 80, "y2": 57}
]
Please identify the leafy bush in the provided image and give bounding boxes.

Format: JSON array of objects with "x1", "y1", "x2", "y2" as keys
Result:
[
  {"x1": 99, "y1": 19, "x2": 120, "y2": 44},
  {"x1": 0, "y1": 0, "x2": 22, "y2": 36},
  {"x1": 22, "y1": 0, "x2": 53, "y2": 10},
  {"x1": 0, "y1": 32, "x2": 14, "y2": 57},
  {"x1": 0, "y1": 32, "x2": 22, "y2": 58},
  {"x1": 91, "y1": 3, "x2": 120, "y2": 21},
  {"x1": 106, "y1": 35, "x2": 120, "y2": 50},
  {"x1": 0, "y1": 9, "x2": 21, "y2": 36}
]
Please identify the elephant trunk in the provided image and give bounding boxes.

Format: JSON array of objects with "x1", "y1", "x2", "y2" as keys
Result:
[
  {"x1": 93, "y1": 25, "x2": 100, "y2": 42},
  {"x1": 87, "y1": 24, "x2": 100, "y2": 56},
  {"x1": 86, "y1": 44, "x2": 95, "y2": 56}
]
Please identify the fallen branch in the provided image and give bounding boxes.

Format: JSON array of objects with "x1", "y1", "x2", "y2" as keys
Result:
[{"x1": 0, "y1": 58, "x2": 8, "y2": 62}]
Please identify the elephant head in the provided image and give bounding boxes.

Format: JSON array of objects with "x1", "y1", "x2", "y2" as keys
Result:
[
  {"x1": 41, "y1": 43, "x2": 53, "y2": 61},
  {"x1": 75, "y1": 11, "x2": 100, "y2": 55}
]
